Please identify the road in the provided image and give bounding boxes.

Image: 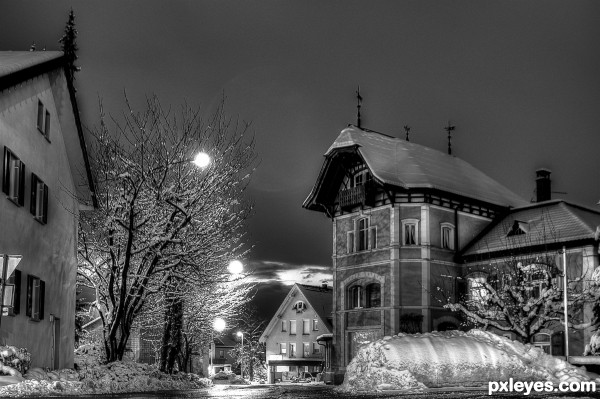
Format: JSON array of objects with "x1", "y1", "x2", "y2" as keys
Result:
[{"x1": 39, "y1": 383, "x2": 600, "y2": 399}]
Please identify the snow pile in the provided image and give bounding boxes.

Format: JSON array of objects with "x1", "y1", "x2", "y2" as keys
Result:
[
  {"x1": 341, "y1": 329, "x2": 600, "y2": 392},
  {"x1": 210, "y1": 370, "x2": 250, "y2": 385},
  {"x1": 0, "y1": 344, "x2": 211, "y2": 397}
]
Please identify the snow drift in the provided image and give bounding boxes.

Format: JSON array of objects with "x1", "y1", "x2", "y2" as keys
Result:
[{"x1": 341, "y1": 329, "x2": 600, "y2": 391}]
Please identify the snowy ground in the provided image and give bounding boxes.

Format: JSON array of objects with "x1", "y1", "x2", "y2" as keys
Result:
[
  {"x1": 341, "y1": 329, "x2": 600, "y2": 392},
  {"x1": 0, "y1": 344, "x2": 211, "y2": 397}
]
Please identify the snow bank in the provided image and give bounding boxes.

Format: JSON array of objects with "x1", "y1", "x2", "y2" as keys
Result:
[
  {"x1": 341, "y1": 329, "x2": 600, "y2": 392},
  {"x1": 0, "y1": 344, "x2": 211, "y2": 397}
]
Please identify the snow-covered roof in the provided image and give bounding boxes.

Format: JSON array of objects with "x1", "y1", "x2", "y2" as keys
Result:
[
  {"x1": 0, "y1": 51, "x2": 63, "y2": 79},
  {"x1": 462, "y1": 200, "x2": 600, "y2": 256},
  {"x1": 304, "y1": 126, "x2": 527, "y2": 210}
]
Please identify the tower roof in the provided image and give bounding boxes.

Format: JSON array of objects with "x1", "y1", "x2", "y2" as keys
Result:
[{"x1": 304, "y1": 126, "x2": 527, "y2": 211}]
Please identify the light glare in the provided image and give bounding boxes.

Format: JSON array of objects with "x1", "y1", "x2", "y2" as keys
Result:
[{"x1": 193, "y1": 152, "x2": 211, "y2": 168}]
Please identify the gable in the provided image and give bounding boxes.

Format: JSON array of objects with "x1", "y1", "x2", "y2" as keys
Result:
[{"x1": 259, "y1": 284, "x2": 333, "y2": 342}]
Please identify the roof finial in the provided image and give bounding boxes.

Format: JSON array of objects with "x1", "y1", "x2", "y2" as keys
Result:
[
  {"x1": 356, "y1": 86, "x2": 362, "y2": 128},
  {"x1": 403, "y1": 125, "x2": 411, "y2": 142},
  {"x1": 444, "y1": 121, "x2": 455, "y2": 155}
]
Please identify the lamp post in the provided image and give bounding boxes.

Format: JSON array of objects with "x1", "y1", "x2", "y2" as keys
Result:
[
  {"x1": 561, "y1": 246, "x2": 569, "y2": 361},
  {"x1": 237, "y1": 331, "x2": 244, "y2": 379}
]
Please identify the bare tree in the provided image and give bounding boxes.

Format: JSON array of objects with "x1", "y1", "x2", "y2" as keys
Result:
[
  {"x1": 228, "y1": 318, "x2": 266, "y2": 381},
  {"x1": 436, "y1": 215, "x2": 595, "y2": 344},
  {"x1": 78, "y1": 96, "x2": 257, "y2": 363}
]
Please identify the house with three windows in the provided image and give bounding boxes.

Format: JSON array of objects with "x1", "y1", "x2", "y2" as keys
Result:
[
  {"x1": 0, "y1": 51, "x2": 96, "y2": 368},
  {"x1": 303, "y1": 125, "x2": 600, "y2": 383},
  {"x1": 259, "y1": 283, "x2": 333, "y2": 383}
]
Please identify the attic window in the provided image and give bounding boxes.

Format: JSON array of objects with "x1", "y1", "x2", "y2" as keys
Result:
[
  {"x1": 507, "y1": 220, "x2": 529, "y2": 237},
  {"x1": 293, "y1": 300, "x2": 307, "y2": 313},
  {"x1": 353, "y1": 170, "x2": 372, "y2": 187}
]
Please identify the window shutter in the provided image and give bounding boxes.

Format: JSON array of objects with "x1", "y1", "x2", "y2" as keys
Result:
[
  {"x1": 2, "y1": 147, "x2": 9, "y2": 195},
  {"x1": 26, "y1": 275, "x2": 33, "y2": 317},
  {"x1": 44, "y1": 111, "x2": 50, "y2": 138},
  {"x1": 17, "y1": 161, "x2": 25, "y2": 206},
  {"x1": 39, "y1": 280, "x2": 45, "y2": 320},
  {"x1": 12, "y1": 270, "x2": 20, "y2": 315},
  {"x1": 30, "y1": 174, "x2": 38, "y2": 215},
  {"x1": 347, "y1": 231, "x2": 354, "y2": 253},
  {"x1": 42, "y1": 184, "x2": 48, "y2": 224},
  {"x1": 369, "y1": 226, "x2": 377, "y2": 249}
]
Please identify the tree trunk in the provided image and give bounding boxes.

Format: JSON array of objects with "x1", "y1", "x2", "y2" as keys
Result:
[
  {"x1": 159, "y1": 290, "x2": 184, "y2": 374},
  {"x1": 103, "y1": 317, "x2": 132, "y2": 362}
]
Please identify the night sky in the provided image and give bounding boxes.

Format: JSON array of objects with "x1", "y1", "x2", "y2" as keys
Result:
[{"x1": 2, "y1": 1, "x2": 600, "y2": 324}]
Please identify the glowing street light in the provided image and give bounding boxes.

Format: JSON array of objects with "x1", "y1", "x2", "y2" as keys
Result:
[
  {"x1": 192, "y1": 152, "x2": 211, "y2": 168},
  {"x1": 213, "y1": 317, "x2": 226, "y2": 332},
  {"x1": 228, "y1": 260, "x2": 244, "y2": 275}
]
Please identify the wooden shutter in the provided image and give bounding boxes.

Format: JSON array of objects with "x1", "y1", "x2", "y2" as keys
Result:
[
  {"x1": 17, "y1": 161, "x2": 25, "y2": 206},
  {"x1": 12, "y1": 270, "x2": 20, "y2": 315},
  {"x1": 42, "y1": 184, "x2": 48, "y2": 224},
  {"x1": 26, "y1": 275, "x2": 33, "y2": 317},
  {"x1": 2, "y1": 147, "x2": 9, "y2": 195},
  {"x1": 30, "y1": 174, "x2": 38, "y2": 215},
  {"x1": 39, "y1": 280, "x2": 45, "y2": 320}
]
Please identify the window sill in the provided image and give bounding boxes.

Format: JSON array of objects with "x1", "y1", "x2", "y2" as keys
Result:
[
  {"x1": 33, "y1": 216, "x2": 47, "y2": 225},
  {"x1": 6, "y1": 196, "x2": 22, "y2": 207}
]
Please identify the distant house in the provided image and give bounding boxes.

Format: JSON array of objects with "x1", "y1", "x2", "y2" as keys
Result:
[
  {"x1": 259, "y1": 283, "x2": 333, "y2": 383},
  {"x1": 303, "y1": 125, "x2": 600, "y2": 383},
  {"x1": 210, "y1": 335, "x2": 237, "y2": 376},
  {"x1": 0, "y1": 51, "x2": 96, "y2": 369}
]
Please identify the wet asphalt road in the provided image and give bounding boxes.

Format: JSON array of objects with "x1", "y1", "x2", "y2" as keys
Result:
[{"x1": 36, "y1": 384, "x2": 600, "y2": 399}]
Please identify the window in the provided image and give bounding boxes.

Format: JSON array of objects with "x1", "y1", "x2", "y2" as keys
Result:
[
  {"x1": 303, "y1": 342, "x2": 310, "y2": 357},
  {"x1": 218, "y1": 350, "x2": 224, "y2": 358},
  {"x1": 312, "y1": 342, "x2": 320, "y2": 354},
  {"x1": 467, "y1": 273, "x2": 488, "y2": 306},
  {"x1": 303, "y1": 319, "x2": 310, "y2": 335},
  {"x1": 289, "y1": 320, "x2": 297, "y2": 335},
  {"x1": 2, "y1": 147, "x2": 25, "y2": 206},
  {"x1": 293, "y1": 300, "x2": 306, "y2": 312},
  {"x1": 402, "y1": 219, "x2": 419, "y2": 245},
  {"x1": 289, "y1": 343, "x2": 296, "y2": 357},
  {"x1": 349, "y1": 285, "x2": 363, "y2": 309},
  {"x1": 366, "y1": 283, "x2": 381, "y2": 308},
  {"x1": 2, "y1": 270, "x2": 21, "y2": 316},
  {"x1": 280, "y1": 343, "x2": 287, "y2": 354},
  {"x1": 30, "y1": 174, "x2": 48, "y2": 224},
  {"x1": 281, "y1": 320, "x2": 287, "y2": 332},
  {"x1": 37, "y1": 100, "x2": 51, "y2": 140},
  {"x1": 312, "y1": 319, "x2": 318, "y2": 331},
  {"x1": 353, "y1": 170, "x2": 372, "y2": 187},
  {"x1": 37, "y1": 101, "x2": 44, "y2": 131},
  {"x1": 507, "y1": 220, "x2": 528, "y2": 237},
  {"x1": 26, "y1": 275, "x2": 45, "y2": 321},
  {"x1": 347, "y1": 217, "x2": 377, "y2": 253},
  {"x1": 441, "y1": 223, "x2": 455, "y2": 250}
]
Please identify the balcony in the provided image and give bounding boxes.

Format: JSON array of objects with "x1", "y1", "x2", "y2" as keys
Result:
[{"x1": 338, "y1": 183, "x2": 375, "y2": 209}]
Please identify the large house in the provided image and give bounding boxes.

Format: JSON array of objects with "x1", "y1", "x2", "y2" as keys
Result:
[
  {"x1": 303, "y1": 125, "x2": 600, "y2": 383},
  {"x1": 0, "y1": 51, "x2": 96, "y2": 369},
  {"x1": 260, "y1": 283, "x2": 333, "y2": 383}
]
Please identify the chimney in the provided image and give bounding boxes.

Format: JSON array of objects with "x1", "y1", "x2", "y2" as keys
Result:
[{"x1": 536, "y1": 169, "x2": 552, "y2": 202}]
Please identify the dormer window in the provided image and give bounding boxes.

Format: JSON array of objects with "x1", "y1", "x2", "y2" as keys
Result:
[
  {"x1": 353, "y1": 170, "x2": 372, "y2": 187},
  {"x1": 507, "y1": 220, "x2": 528, "y2": 237}
]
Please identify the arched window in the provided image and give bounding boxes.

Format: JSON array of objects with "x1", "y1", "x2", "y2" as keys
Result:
[{"x1": 365, "y1": 283, "x2": 381, "y2": 308}]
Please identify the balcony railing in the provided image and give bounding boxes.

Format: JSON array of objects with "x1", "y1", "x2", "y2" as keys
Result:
[{"x1": 339, "y1": 183, "x2": 375, "y2": 209}]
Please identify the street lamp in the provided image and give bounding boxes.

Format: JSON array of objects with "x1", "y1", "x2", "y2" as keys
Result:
[
  {"x1": 237, "y1": 331, "x2": 244, "y2": 379},
  {"x1": 228, "y1": 260, "x2": 244, "y2": 275},
  {"x1": 193, "y1": 152, "x2": 211, "y2": 168}
]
